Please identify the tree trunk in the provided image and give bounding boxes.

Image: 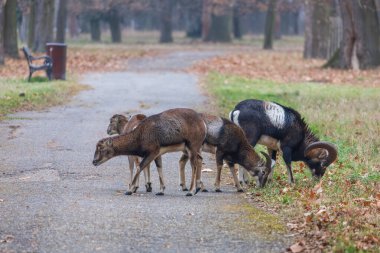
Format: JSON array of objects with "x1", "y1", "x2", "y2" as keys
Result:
[
  {"x1": 108, "y1": 8, "x2": 121, "y2": 43},
  {"x1": 376, "y1": 0, "x2": 380, "y2": 30},
  {"x1": 201, "y1": 0, "x2": 212, "y2": 41},
  {"x1": 28, "y1": 0, "x2": 36, "y2": 49},
  {"x1": 208, "y1": 13, "x2": 232, "y2": 42},
  {"x1": 159, "y1": 0, "x2": 173, "y2": 43},
  {"x1": 280, "y1": 11, "x2": 289, "y2": 35},
  {"x1": 55, "y1": 0, "x2": 67, "y2": 43},
  {"x1": 293, "y1": 11, "x2": 299, "y2": 34},
  {"x1": 68, "y1": 13, "x2": 79, "y2": 38},
  {"x1": 303, "y1": 0, "x2": 314, "y2": 58},
  {"x1": 90, "y1": 17, "x2": 101, "y2": 42},
  {"x1": 325, "y1": 0, "x2": 380, "y2": 69},
  {"x1": 233, "y1": 5, "x2": 242, "y2": 39},
  {"x1": 274, "y1": 10, "x2": 281, "y2": 40},
  {"x1": 0, "y1": 0, "x2": 5, "y2": 65},
  {"x1": 4, "y1": 0, "x2": 19, "y2": 58},
  {"x1": 263, "y1": 0, "x2": 277, "y2": 49},
  {"x1": 310, "y1": 0, "x2": 331, "y2": 59},
  {"x1": 33, "y1": 0, "x2": 55, "y2": 52},
  {"x1": 185, "y1": 4, "x2": 202, "y2": 38},
  {"x1": 18, "y1": 2, "x2": 30, "y2": 43}
]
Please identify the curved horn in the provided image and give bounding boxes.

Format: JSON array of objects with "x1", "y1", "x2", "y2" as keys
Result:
[
  {"x1": 260, "y1": 151, "x2": 272, "y2": 171},
  {"x1": 258, "y1": 151, "x2": 272, "y2": 188},
  {"x1": 304, "y1": 141, "x2": 338, "y2": 167}
]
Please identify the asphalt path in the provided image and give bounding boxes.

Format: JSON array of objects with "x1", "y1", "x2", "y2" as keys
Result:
[{"x1": 0, "y1": 50, "x2": 289, "y2": 252}]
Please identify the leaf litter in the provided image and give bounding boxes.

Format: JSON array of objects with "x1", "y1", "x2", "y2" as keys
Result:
[
  {"x1": 192, "y1": 49, "x2": 380, "y2": 252},
  {"x1": 192, "y1": 50, "x2": 380, "y2": 88}
]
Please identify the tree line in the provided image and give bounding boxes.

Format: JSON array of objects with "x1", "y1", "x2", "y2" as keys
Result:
[{"x1": 0, "y1": 0, "x2": 379, "y2": 70}]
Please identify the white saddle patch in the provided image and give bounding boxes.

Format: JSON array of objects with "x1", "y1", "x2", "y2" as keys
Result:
[
  {"x1": 264, "y1": 102, "x2": 285, "y2": 129},
  {"x1": 230, "y1": 110, "x2": 241, "y2": 126}
]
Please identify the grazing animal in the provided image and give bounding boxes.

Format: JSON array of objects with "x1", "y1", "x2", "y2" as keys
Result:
[
  {"x1": 230, "y1": 99, "x2": 338, "y2": 184},
  {"x1": 93, "y1": 108, "x2": 206, "y2": 196},
  {"x1": 179, "y1": 114, "x2": 272, "y2": 191},
  {"x1": 108, "y1": 114, "x2": 208, "y2": 193},
  {"x1": 107, "y1": 114, "x2": 152, "y2": 193}
]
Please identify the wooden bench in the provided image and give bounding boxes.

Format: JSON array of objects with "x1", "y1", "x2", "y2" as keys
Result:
[{"x1": 22, "y1": 47, "x2": 53, "y2": 82}]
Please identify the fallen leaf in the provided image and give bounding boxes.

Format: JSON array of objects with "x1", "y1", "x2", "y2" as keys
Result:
[
  {"x1": 304, "y1": 212, "x2": 313, "y2": 223},
  {"x1": 19, "y1": 176, "x2": 31, "y2": 180},
  {"x1": 281, "y1": 187, "x2": 289, "y2": 194},
  {"x1": 290, "y1": 242, "x2": 305, "y2": 253},
  {"x1": 316, "y1": 208, "x2": 327, "y2": 216},
  {"x1": 287, "y1": 223, "x2": 299, "y2": 229},
  {"x1": 1, "y1": 235, "x2": 15, "y2": 243},
  {"x1": 191, "y1": 51, "x2": 380, "y2": 88}
]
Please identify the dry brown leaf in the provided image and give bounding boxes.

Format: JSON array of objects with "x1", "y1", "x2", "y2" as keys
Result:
[
  {"x1": 290, "y1": 242, "x2": 305, "y2": 253},
  {"x1": 192, "y1": 51, "x2": 380, "y2": 88},
  {"x1": 0, "y1": 48, "x2": 156, "y2": 79}
]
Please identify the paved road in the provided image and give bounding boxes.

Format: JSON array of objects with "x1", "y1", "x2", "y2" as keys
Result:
[{"x1": 0, "y1": 51, "x2": 289, "y2": 252}]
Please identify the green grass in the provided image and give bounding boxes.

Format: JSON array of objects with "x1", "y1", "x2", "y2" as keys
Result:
[
  {"x1": 206, "y1": 72, "x2": 380, "y2": 251},
  {"x1": 0, "y1": 77, "x2": 87, "y2": 119}
]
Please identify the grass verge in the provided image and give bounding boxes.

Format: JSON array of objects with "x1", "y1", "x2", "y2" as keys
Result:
[
  {"x1": 0, "y1": 44, "x2": 154, "y2": 120},
  {"x1": 0, "y1": 77, "x2": 88, "y2": 119},
  {"x1": 206, "y1": 72, "x2": 380, "y2": 252}
]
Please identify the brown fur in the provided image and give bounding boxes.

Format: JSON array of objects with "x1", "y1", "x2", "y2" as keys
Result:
[
  {"x1": 94, "y1": 108, "x2": 206, "y2": 196},
  {"x1": 107, "y1": 114, "x2": 151, "y2": 192},
  {"x1": 179, "y1": 114, "x2": 271, "y2": 191},
  {"x1": 212, "y1": 117, "x2": 271, "y2": 189}
]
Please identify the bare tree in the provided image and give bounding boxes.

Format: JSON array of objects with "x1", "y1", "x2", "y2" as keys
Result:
[
  {"x1": 303, "y1": 0, "x2": 332, "y2": 59},
  {"x1": 179, "y1": 0, "x2": 202, "y2": 38},
  {"x1": 56, "y1": 0, "x2": 68, "y2": 43},
  {"x1": 203, "y1": 0, "x2": 233, "y2": 42},
  {"x1": 233, "y1": 3, "x2": 242, "y2": 39},
  {"x1": 0, "y1": 0, "x2": 5, "y2": 65},
  {"x1": 201, "y1": 0, "x2": 212, "y2": 40},
  {"x1": 28, "y1": 0, "x2": 36, "y2": 49},
  {"x1": 159, "y1": 0, "x2": 174, "y2": 43},
  {"x1": 67, "y1": 1, "x2": 81, "y2": 38},
  {"x1": 32, "y1": 0, "x2": 55, "y2": 52},
  {"x1": 4, "y1": 0, "x2": 19, "y2": 58},
  {"x1": 18, "y1": 0, "x2": 30, "y2": 43},
  {"x1": 263, "y1": 0, "x2": 278, "y2": 49},
  {"x1": 108, "y1": 5, "x2": 122, "y2": 43},
  {"x1": 89, "y1": 12, "x2": 102, "y2": 41},
  {"x1": 325, "y1": 0, "x2": 380, "y2": 69},
  {"x1": 208, "y1": 13, "x2": 232, "y2": 42}
]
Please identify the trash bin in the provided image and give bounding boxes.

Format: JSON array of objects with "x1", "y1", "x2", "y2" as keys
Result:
[{"x1": 46, "y1": 43, "x2": 67, "y2": 80}]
